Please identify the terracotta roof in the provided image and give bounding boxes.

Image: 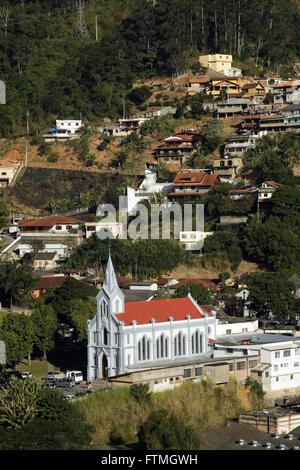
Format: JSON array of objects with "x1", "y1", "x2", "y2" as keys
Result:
[
  {"x1": 18, "y1": 215, "x2": 84, "y2": 228},
  {"x1": 115, "y1": 296, "x2": 211, "y2": 326},
  {"x1": 263, "y1": 180, "x2": 281, "y2": 188},
  {"x1": 173, "y1": 171, "x2": 219, "y2": 186},
  {"x1": 273, "y1": 80, "x2": 300, "y2": 88},
  {"x1": 34, "y1": 275, "x2": 67, "y2": 290}
]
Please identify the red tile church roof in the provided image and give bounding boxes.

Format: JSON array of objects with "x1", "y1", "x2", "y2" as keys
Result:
[{"x1": 115, "y1": 296, "x2": 211, "y2": 326}]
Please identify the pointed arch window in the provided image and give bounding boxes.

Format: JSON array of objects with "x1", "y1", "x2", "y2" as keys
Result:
[
  {"x1": 174, "y1": 331, "x2": 186, "y2": 357},
  {"x1": 191, "y1": 329, "x2": 203, "y2": 354},
  {"x1": 138, "y1": 336, "x2": 151, "y2": 361},
  {"x1": 156, "y1": 334, "x2": 169, "y2": 359},
  {"x1": 103, "y1": 327, "x2": 108, "y2": 345}
]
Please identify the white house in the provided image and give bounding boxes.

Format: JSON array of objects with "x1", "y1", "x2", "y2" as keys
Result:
[
  {"x1": 87, "y1": 256, "x2": 217, "y2": 381},
  {"x1": 126, "y1": 170, "x2": 173, "y2": 216},
  {"x1": 179, "y1": 231, "x2": 213, "y2": 251},
  {"x1": 85, "y1": 221, "x2": 124, "y2": 239},
  {"x1": 251, "y1": 342, "x2": 300, "y2": 399}
]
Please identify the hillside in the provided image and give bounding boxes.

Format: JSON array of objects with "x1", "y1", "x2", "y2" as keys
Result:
[{"x1": 3, "y1": 167, "x2": 142, "y2": 214}]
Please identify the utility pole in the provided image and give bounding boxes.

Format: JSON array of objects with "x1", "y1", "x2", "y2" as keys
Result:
[
  {"x1": 95, "y1": 15, "x2": 98, "y2": 41},
  {"x1": 25, "y1": 109, "x2": 29, "y2": 166}
]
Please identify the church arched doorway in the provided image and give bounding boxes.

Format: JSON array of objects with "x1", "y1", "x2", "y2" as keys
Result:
[{"x1": 102, "y1": 355, "x2": 108, "y2": 378}]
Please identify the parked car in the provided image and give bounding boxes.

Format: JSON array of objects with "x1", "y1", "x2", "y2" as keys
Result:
[
  {"x1": 65, "y1": 370, "x2": 83, "y2": 384},
  {"x1": 46, "y1": 380, "x2": 57, "y2": 389},
  {"x1": 45, "y1": 371, "x2": 65, "y2": 381},
  {"x1": 263, "y1": 442, "x2": 272, "y2": 448},
  {"x1": 56, "y1": 377, "x2": 76, "y2": 388},
  {"x1": 236, "y1": 438, "x2": 246, "y2": 446},
  {"x1": 249, "y1": 440, "x2": 260, "y2": 447},
  {"x1": 21, "y1": 372, "x2": 32, "y2": 379}
]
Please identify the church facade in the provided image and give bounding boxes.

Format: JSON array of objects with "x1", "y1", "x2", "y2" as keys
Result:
[{"x1": 87, "y1": 256, "x2": 217, "y2": 381}]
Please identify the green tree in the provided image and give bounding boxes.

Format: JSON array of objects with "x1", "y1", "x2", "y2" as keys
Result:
[
  {"x1": 173, "y1": 282, "x2": 212, "y2": 305},
  {"x1": 130, "y1": 384, "x2": 152, "y2": 404},
  {"x1": 31, "y1": 304, "x2": 57, "y2": 360},
  {"x1": 138, "y1": 408, "x2": 200, "y2": 450}
]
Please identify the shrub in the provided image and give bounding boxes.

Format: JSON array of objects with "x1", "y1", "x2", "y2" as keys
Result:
[
  {"x1": 130, "y1": 384, "x2": 152, "y2": 404},
  {"x1": 138, "y1": 408, "x2": 200, "y2": 450}
]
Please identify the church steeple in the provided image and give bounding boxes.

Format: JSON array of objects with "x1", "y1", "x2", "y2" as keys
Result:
[
  {"x1": 103, "y1": 254, "x2": 118, "y2": 294},
  {"x1": 96, "y1": 253, "x2": 125, "y2": 315}
]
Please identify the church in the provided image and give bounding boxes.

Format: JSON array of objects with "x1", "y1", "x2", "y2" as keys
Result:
[{"x1": 87, "y1": 256, "x2": 217, "y2": 381}]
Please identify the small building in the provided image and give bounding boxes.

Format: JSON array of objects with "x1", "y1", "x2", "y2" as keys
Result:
[
  {"x1": 199, "y1": 54, "x2": 237, "y2": 75},
  {"x1": 43, "y1": 120, "x2": 83, "y2": 141},
  {"x1": 241, "y1": 82, "x2": 265, "y2": 99},
  {"x1": 33, "y1": 251, "x2": 60, "y2": 270},
  {"x1": 239, "y1": 407, "x2": 300, "y2": 435},
  {"x1": 33, "y1": 274, "x2": 68, "y2": 298},
  {"x1": 168, "y1": 169, "x2": 220, "y2": 199},
  {"x1": 212, "y1": 156, "x2": 243, "y2": 181},
  {"x1": 18, "y1": 216, "x2": 84, "y2": 234},
  {"x1": 85, "y1": 221, "x2": 124, "y2": 239},
  {"x1": 179, "y1": 231, "x2": 213, "y2": 251},
  {"x1": 0, "y1": 161, "x2": 20, "y2": 187},
  {"x1": 153, "y1": 130, "x2": 201, "y2": 164}
]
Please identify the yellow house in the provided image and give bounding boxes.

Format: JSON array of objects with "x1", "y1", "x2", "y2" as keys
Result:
[
  {"x1": 205, "y1": 78, "x2": 242, "y2": 97},
  {"x1": 199, "y1": 54, "x2": 233, "y2": 74},
  {"x1": 241, "y1": 82, "x2": 265, "y2": 99}
]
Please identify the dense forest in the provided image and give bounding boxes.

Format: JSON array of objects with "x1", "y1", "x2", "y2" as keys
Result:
[{"x1": 0, "y1": 0, "x2": 299, "y2": 137}]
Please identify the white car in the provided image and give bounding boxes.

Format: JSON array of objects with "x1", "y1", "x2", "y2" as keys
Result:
[{"x1": 21, "y1": 372, "x2": 32, "y2": 379}]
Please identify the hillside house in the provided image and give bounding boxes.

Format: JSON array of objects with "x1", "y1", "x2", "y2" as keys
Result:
[
  {"x1": 44, "y1": 120, "x2": 83, "y2": 141},
  {"x1": 215, "y1": 98, "x2": 249, "y2": 118},
  {"x1": 168, "y1": 169, "x2": 220, "y2": 199},
  {"x1": 282, "y1": 104, "x2": 300, "y2": 131},
  {"x1": 103, "y1": 118, "x2": 150, "y2": 137},
  {"x1": 0, "y1": 161, "x2": 20, "y2": 187},
  {"x1": 179, "y1": 231, "x2": 214, "y2": 251},
  {"x1": 241, "y1": 82, "x2": 265, "y2": 99},
  {"x1": 222, "y1": 135, "x2": 259, "y2": 156},
  {"x1": 33, "y1": 251, "x2": 60, "y2": 270},
  {"x1": 205, "y1": 78, "x2": 242, "y2": 98},
  {"x1": 272, "y1": 80, "x2": 300, "y2": 104},
  {"x1": 33, "y1": 274, "x2": 68, "y2": 298},
  {"x1": 212, "y1": 156, "x2": 243, "y2": 181},
  {"x1": 18, "y1": 216, "x2": 84, "y2": 234},
  {"x1": 85, "y1": 221, "x2": 124, "y2": 239},
  {"x1": 153, "y1": 130, "x2": 200, "y2": 164},
  {"x1": 199, "y1": 54, "x2": 241, "y2": 76}
]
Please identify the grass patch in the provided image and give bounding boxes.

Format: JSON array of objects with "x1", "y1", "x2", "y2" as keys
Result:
[{"x1": 14, "y1": 360, "x2": 49, "y2": 379}]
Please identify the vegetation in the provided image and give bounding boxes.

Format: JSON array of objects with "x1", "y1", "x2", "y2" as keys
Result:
[
  {"x1": 0, "y1": 379, "x2": 94, "y2": 450},
  {"x1": 75, "y1": 378, "x2": 257, "y2": 447}
]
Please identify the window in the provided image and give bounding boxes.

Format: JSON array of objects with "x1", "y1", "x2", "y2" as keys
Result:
[
  {"x1": 103, "y1": 327, "x2": 108, "y2": 345},
  {"x1": 127, "y1": 334, "x2": 130, "y2": 344},
  {"x1": 55, "y1": 225, "x2": 62, "y2": 230},
  {"x1": 291, "y1": 375, "x2": 294, "y2": 380},
  {"x1": 138, "y1": 336, "x2": 151, "y2": 361},
  {"x1": 229, "y1": 364, "x2": 234, "y2": 371},
  {"x1": 206, "y1": 370, "x2": 212, "y2": 376},
  {"x1": 274, "y1": 365, "x2": 278, "y2": 371},
  {"x1": 191, "y1": 330, "x2": 203, "y2": 354},
  {"x1": 87, "y1": 226, "x2": 96, "y2": 232},
  {"x1": 295, "y1": 362, "x2": 299, "y2": 367},
  {"x1": 265, "y1": 372, "x2": 269, "y2": 377},
  {"x1": 237, "y1": 361, "x2": 246, "y2": 370},
  {"x1": 284, "y1": 350, "x2": 291, "y2": 357},
  {"x1": 226, "y1": 329, "x2": 232, "y2": 335},
  {"x1": 183, "y1": 369, "x2": 191, "y2": 378},
  {"x1": 174, "y1": 331, "x2": 186, "y2": 357},
  {"x1": 275, "y1": 352, "x2": 280, "y2": 358},
  {"x1": 195, "y1": 367, "x2": 203, "y2": 376},
  {"x1": 156, "y1": 334, "x2": 168, "y2": 359}
]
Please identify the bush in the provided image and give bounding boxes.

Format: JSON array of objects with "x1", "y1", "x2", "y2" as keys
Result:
[
  {"x1": 128, "y1": 86, "x2": 152, "y2": 106},
  {"x1": 109, "y1": 427, "x2": 125, "y2": 445},
  {"x1": 130, "y1": 384, "x2": 152, "y2": 404},
  {"x1": 138, "y1": 409, "x2": 200, "y2": 450}
]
